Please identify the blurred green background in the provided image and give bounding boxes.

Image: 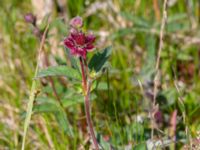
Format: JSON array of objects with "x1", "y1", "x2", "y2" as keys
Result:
[{"x1": 0, "y1": 0, "x2": 200, "y2": 149}]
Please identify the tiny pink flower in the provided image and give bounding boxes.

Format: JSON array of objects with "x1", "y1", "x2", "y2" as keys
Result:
[
  {"x1": 70, "y1": 16, "x2": 83, "y2": 28},
  {"x1": 24, "y1": 13, "x2": 36, "y2": 25}
]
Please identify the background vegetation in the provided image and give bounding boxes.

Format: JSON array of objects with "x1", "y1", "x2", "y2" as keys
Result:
[{"x1": 0, "y1": 0, "x2": 200, "y2": 149}]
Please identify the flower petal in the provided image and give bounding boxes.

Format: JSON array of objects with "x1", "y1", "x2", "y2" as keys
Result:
[
  {"x1": 70, "y1": 48, "x2": 77, "y2": 55},
  {"x1": 85, "y1": 44, "x2": 94, "y2": 51},
  {"x1": 71, "y1": 32, "x2": 85, "y2": 45},
  {"x1": 85, "y1": 33, "x2": 95, "y2": 43},
  {"x1": 64, "y1": 38, "x2": 74, "y2": 49}
]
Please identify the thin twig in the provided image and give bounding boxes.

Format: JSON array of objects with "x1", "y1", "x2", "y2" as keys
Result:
[
  {"x1": 155, "y1": 0, "x2": 168, "y2": 71},
  {"x1": 151, "y1": 0, "x2": 168, "y2": 139}
]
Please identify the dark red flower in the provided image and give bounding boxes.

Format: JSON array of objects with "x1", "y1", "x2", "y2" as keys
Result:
[{"x1": 64, "y1": 30, "x2": 95, "y2": 59}]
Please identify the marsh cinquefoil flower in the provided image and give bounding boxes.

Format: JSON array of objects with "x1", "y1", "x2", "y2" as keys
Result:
[
  {"x1": 64, "y1": 16, "x2": 99, "y2": 150},
  {"x1": 64, "y1": 17, "x2": 95, "y2": 59}
]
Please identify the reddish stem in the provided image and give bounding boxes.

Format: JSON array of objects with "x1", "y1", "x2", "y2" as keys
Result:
[
  {"x1": 80, "y1": 58, "x2": 99, "y2": 150},
  {"x1": 80, "y1": 58, "x2": 87, "y2": 93}
]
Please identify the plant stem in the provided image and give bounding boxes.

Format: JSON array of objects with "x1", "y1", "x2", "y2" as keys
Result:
[
  {"x1": 85, "y1": 81, "x2": 99, "y2": 150},
  {"x1": 80, "y1": 58, "x2": 87, "y2": 93},
  {"x1": 151, "y1": 0, "x2": 168, "y2": 139},
  {"x1": 80, "y1": 58, "x2": 99, "y2": 150}
]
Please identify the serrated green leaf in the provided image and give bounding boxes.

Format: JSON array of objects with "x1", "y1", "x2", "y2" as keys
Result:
[
  {"x1": 89, "y1": 46, "x2": 112, "y2": 72},
  {"x1": 36, "y1": 66, "x2": 81, "y2": 80}
]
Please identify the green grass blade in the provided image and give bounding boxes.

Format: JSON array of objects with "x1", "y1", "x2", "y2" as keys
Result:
[
  {"x1": 21, "y1": 68, "x2": 38, "y2": 150},
  {"x1": 21, "y1": 22, "x2": 49, "y2": 150}
]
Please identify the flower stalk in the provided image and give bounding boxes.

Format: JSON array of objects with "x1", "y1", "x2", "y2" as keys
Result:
[
  {"x1": 80, "y1": 58, "x2": 87, "y2": 94},
  {"x1": 80, "y1": 58, "x2": 99, "y2": 150},
  {"x1": 64, "y1": 16, "x2": 99, "y2": 149}
]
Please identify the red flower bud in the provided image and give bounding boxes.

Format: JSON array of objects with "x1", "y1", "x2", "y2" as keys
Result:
[{"x1": 70, "y1": 16, "x2": 83, "y2": 28}]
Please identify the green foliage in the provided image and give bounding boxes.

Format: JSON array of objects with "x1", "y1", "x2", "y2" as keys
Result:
[
  {"x1": 36, "y1": 66, "x2": 81, "y2": 80},
  {"x1": 89, "y1": 46, "x2": 112, "y2": 72}
]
